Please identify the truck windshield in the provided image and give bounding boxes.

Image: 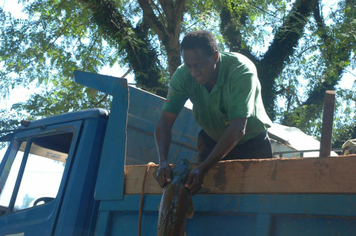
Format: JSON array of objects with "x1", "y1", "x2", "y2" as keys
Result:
[
  {"x1": 0, "y1": 134, "x2": 11, "y2": 164},
  {"x1": 0, "y1": 131, "x2": 73, "y2": 215}
]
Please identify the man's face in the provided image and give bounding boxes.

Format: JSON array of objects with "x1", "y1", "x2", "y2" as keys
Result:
[{"x1": 182, "y1": 48, "x2": 219, "y2": 86}]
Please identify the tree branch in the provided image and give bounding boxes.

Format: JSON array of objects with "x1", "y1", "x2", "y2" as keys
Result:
[
  {"x1": 158, "y1": 0, "x2": 173, "y2": 21},
  {"x1": 137, "y1": 0, "x2": 167, "y2": 40},
  {"x1": 138, "y1": 0, "x2": 185, "y2": 76},
  {"x1": 312, "y1": 0, "x2": 327, "y2": 41},
  {"x1": 81, "y1": 0, "x2": 164, "y2": 94}
]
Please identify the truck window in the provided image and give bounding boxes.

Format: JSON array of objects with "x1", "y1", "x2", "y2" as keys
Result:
[
  {"x1": 0, "y1": 131, "x2": 73, "y2": 214},
  {"x1": 14, "y1": 132, "x2": 72, "y2": 211},
  {"x1": 0, "y1": 142, "x2": 10, "y2": 164},
  {"x1": 0, "y1": 140, "x2": 26, "y2": 215},
  {"x1": 0, "y1": 133, "x2": 14, "y2": 164}
]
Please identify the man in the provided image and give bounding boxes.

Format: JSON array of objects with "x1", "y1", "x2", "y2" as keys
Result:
[{"x1": 155, "y1": 30, "x2": 272, "y2": 194}]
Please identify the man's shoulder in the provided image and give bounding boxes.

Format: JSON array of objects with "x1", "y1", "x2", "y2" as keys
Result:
[
  {"x1": 170, "y1": 64, "x2": 198, "y2": 94},
  {"x1": 221, "y1": 52, "x2": 253, "y2": 64},
  {"x1": 171, "y1": 64, "x2": 190, "y2": 83},
  {"x1": 221, "y1": 52, "x2": 257, "y2": 74}
]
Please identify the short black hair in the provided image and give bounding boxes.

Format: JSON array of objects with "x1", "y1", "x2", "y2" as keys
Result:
[{"x1": 180, "y1": 30, "x2": 219, "y2": 57}]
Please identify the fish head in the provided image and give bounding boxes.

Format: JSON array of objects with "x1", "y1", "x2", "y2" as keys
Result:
[{"x1": 172, "y1": 158, "x2": 191, "y2": 183}]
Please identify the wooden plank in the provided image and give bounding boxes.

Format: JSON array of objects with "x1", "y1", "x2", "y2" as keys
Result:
[
  {"x1": 124, "y1": 155, "x2": 356, "y2": 195},
  {"x1": 320, "y1": 90, "x2": 336, "y2": 157}
]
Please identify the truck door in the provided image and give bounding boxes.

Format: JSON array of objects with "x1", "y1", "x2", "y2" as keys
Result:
[{"x1": 0, "y1": 121, "x2": 82, "y2": 236}]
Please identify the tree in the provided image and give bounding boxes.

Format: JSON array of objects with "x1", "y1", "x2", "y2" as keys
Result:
[
  {"x1": 218, "y1": 0, "x2": 355, "y2": 147},
  {"x1": 0, "y1": 0, "x2": 355, "y2": 147}
]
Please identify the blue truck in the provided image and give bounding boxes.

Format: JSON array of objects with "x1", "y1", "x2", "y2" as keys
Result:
[{"x1": 0, "y1": 71, "x2": 356, "y2": 236}]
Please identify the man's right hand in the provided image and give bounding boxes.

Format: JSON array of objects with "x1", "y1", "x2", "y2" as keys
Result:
[
  {"x1": 155, "y1": 163, "x2": 172, "y2": 188},
  {"x1": 155, "y1": 111, "x2": 178, "y2": 188}
]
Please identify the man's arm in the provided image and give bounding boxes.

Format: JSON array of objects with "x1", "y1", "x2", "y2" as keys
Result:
[
  {"x1": 154, "y1": 110, "x2": 179, "y2": 188},
  {"x1": 185, "y1": 117, "x2": 247, "y2": 194}
]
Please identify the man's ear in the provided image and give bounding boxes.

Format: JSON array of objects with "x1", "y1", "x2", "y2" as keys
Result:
[{"x1": 213, "y1": 51, "x2": 219, "y2": 61}]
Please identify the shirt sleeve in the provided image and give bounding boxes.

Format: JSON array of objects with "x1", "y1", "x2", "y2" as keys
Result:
[
  {"x1": 227, "y1": 66, "x2": 258, "y2": 120},
  {"x1": 162, "y1": 69, "x2": 188, "y2": 114}
]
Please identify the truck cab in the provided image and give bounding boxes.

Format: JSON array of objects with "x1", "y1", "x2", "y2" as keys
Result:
[
  {"x1": 0, "y1": 71, "x2": 199, "y2": 236},
  {"x1": 0, "y1": 109, "x2": 108, "y2": 235}
]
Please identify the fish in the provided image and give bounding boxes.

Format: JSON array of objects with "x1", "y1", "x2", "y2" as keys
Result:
[{"x1": 157, "y1": 158, "x2": 194, "y2": 236}]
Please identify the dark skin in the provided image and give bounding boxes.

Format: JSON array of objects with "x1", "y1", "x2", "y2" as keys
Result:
[{"x1": 154, "y1": 48, "x2": 248, "y2": 194}]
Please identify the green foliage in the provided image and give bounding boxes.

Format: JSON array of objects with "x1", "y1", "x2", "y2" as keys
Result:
[
  {"x1": 0, "y1": 108, "x2": 23, "y2": 131},
  {"x1": 332, "y1": 88, "x2": 356, "y2": 148},
  {"x1": 0, "y1": 108, "x2": 25, "y2": 149},
  {"x1": 0, "y1": 0, "x2": 118, "y2": 96},
  {"x1": 11, "y1": 79, "x2": 111, "y2": 118}
]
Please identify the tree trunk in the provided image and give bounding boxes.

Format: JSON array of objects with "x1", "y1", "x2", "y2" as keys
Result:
[
  {"x1": 81, "y1": 0, "x2": 166, "y2": 95},
  {"x1": 137, "y1": 0, "x2": 186, "y2": 77}
]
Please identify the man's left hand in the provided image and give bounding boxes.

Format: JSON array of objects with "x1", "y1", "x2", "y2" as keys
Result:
[{"x1": 185, "y1": 166, "x2": 206, "y2": 194}]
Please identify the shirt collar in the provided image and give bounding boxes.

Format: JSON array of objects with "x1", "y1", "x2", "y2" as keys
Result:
[{"x1": 215, "y1": 53, "x2": 224, "y2": 88}]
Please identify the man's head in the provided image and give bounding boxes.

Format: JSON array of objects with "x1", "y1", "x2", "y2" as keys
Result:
[
  {"x1": 180, "y1": 31, "x2": 220, "y2": 88},
  {"x1": 180, "y1": 30, "x2": 219, "y2": 57}
]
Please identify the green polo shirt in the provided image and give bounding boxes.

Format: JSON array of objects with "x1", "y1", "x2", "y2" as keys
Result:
[{"x1": 163, "y1": 52, "x2": 272, "y2": 144}]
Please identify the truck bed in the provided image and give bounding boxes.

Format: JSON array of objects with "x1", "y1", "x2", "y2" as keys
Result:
[{"x1": 92, "y1": 155, "x2": 356, "y2": 235}]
